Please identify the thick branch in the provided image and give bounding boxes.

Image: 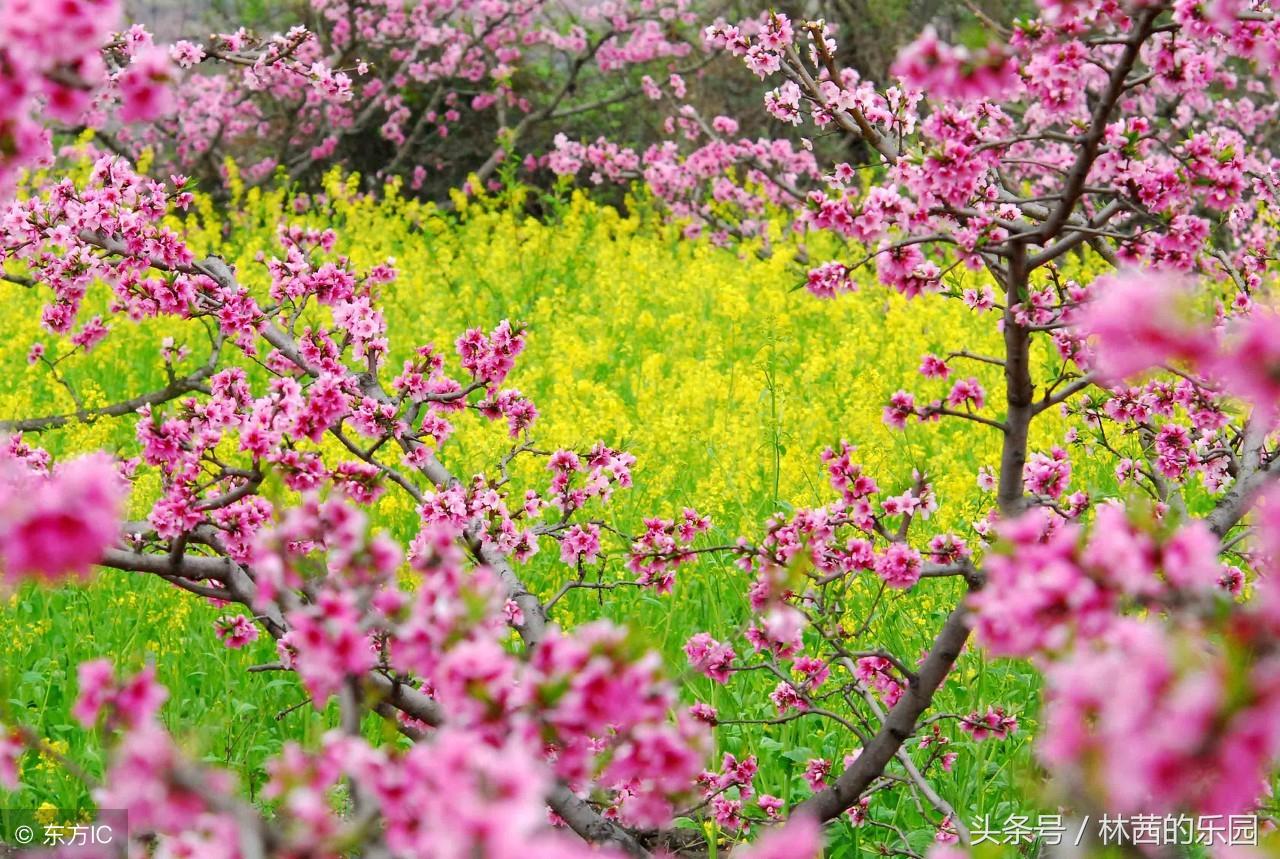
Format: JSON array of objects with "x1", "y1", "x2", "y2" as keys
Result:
[
  {"x1": 548, "y1": 785, "x2": 650, "y2": 858},
  {"x1": 1034, "y1": 8, "x2": 1162, "y2": 242},
  {"x1": 792, "y1": 604, "x2": 972, "y2": 822},
  {"x1": 997, "y1": 244, "x2": 1034, "y2": 515},
  {"x1": 1206, "y1": 418, "x2": 1274, "y2": 537}
]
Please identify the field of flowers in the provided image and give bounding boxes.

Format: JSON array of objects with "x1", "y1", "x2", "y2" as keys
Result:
[
  {"x1": 0, "y1": 163, "x2": 1126, "y2": 850},
  {"x1": 10, "y1": 0, "x2": 1280, "y2": 854}
]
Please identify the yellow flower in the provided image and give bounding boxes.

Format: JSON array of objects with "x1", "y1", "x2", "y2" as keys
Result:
[
  {"x1": 35, "y1": 739, "x2": 69, "y2": 774},
  {"x1": 35, "y1": 802, "x2": 58, "y2": 826}
]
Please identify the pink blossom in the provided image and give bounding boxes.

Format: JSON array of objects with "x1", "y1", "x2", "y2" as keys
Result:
[
  {"x1": 684, "y1": 632, "x2": 736, "y2": 683},
  {"x1": 757, "y1": 794, "x2": 783, "y2": 818},
  {"x1": 969, "y1": 509, "x2": 1109, "y2": 657},
  {"x1": 689, "y1": 701, "x2": 718, "y2": 724},
  {"x1": 712, "y1": 795, "x2": 743, "y2": 829},
  {"x1": 73, "y1": 660, "x2": 167, "y2": 729},
  {"x1": 856, "y1": 656, "x2": 904, "y2": 706},
  {"x1": 169, "y1": 40, "x2": 206, "y2": 68},
  {"x1": 769, "y1": 681, "x2": 806, "y2": 713},
  {"x1": 0, "y1": 726, "x2": 20, "y2": 789},
  {"x1": 805, "y1": 261, "x2": 854, "y2": 297},
  {"x1": 959, "y1": 706, "x2": 1018, "y2": 741},
  {"x1": 1218, "y1": 566, "x2": 1244, "y2": 597},
  {"x1": 802, "y1": 757, "x2": 830, "y2": 791},
  {"x1": 1, "y1": 451, "x2": 125, "y2": 582},
  {"x1": 214, "y1": 614, "x2": 261, "y2": 649},
  {"x1": 1215, "y1": 309, "x2": 1280, "y2": 423},
  {"x1": 118, "y1": 46, "x2": 176, "y2": 122},
  {"x1": 945, "y1": 377, "x2": 985, "y2": 411},
  {"x1": 1075, "y1": 270, "x2": 1215, "y2": 384},
  {"x1": 1159, "y1": 520, "x2": 1222, "y2": 592},
  {"x1": 875, "y1": 543, "x2": 923, "y2": 589},
  {"x1": 793, "y1": 655, "x2": 830, "y2": 690},
  {"x1": 892, "y1": 27, "x2": 1020, "y2": 100},
  {"x1": 976, "y1": 466, "x2": 996, "y2": 491},
  {"x1": 1038, "y1": 619, "x2": 1280, "y2": 816},
  {"x1": 883, "y1": 390, "x2": 916, "y2": 429},
  {"x1": 560, "y1": 523, "x2": 602, "y2": 565},
  {"x1": 734, "y1": 816, "x2": 821, "y2": 858},
  {"x1": 919, "y1": 354, "x2": 951, "y2": 379},
  {"x1": 1023, "y1": 447, "x2": 1071, "y2": 498}
]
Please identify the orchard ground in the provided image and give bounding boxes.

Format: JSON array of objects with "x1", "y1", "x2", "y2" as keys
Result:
[{"x1": 0, "y1": 165, "x2": 1138, "y2": 852}]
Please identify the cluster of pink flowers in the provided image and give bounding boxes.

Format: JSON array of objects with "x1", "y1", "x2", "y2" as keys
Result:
[
  {"x1": 106, "y1": 481, "x2": 711, "y2": 844},
  {"x1": 456, "y1": 320, "x2": 526, "y2": 389},
  {"x1": 108, "y1": 0, "x2": 703, "y2": 194},
  {"x1": 1040, "y1": 616, "x2": 1280, "y2": 817},
  {"x1": 627, "y1": 507, "x2": 711, "y2": 591},
  {"x1": 559, "y1": 522, "x2": 602, "y2": 565},
  {"x1": 702, "y1": 0, "x2": 1280, "y2": 313},
  {"x1": 0, "y1": 0, "x2": 120, "y2": 194},
  {"x1": 970, "y1": 505, "x2": 1231, "y2": 658},
  {"x1": 891, "y1": 28, "x2": 1020, "y2": 100},
  {"x1": 958, "y1": 488, "x2": 1280, "y2": 815},
  {"x1": 547, "y1": 130, "x2": 820, "y2": 243},
  {"x1": 0, "y1": 442, "x2": 124, "y2": 582},
  {"x1": 685, "y1": 632, "x2": 737, "y2": 683},
  {"x1": 805, "y1": 261, "x2": 855, "y2": 298},
  {"x1": 875, "y1": 543, "x2": 923, "y2": 589},
  {"x1": 855, "y1": 657, "x2": 905, "y2": 708},
  {"x1": 72, "y1": 660, "x2": 167, "y2": 730},
  {"x1": 117, "y1": 44, "x2": 176, "y2": 123},
  {"x1": 213, "y1": 614, "x2": 260, "y2": 649},
  {"x1": 78, "y1": 661, "x2": 689, "y2": 859},
  {"x1": 0, "y1": 78, "x2": 763, "y2": 842},
  {"x1": 1073, "y1": 270, "x2": 1216, "y2": 383},
  {"x1": 1023, "y1": 447, "x2": 1071, "y2": 499},
  {"x1": 958, "y1": 706, "x2": 1018, "y2": 742},
  {"x1": 1074, "y1": 269, "x2": 1280, "y2": 434}
]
